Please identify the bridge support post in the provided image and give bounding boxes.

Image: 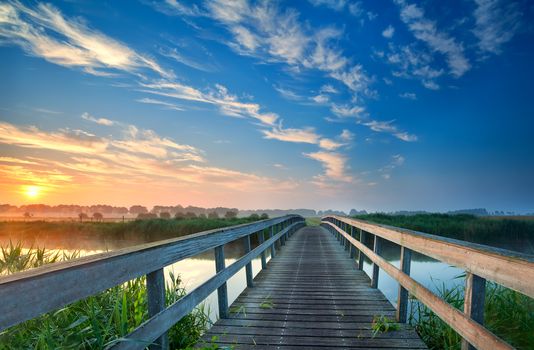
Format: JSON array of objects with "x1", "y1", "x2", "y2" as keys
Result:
[
  {"x1": 258, "y1": 230, "x2": 267, "y2": 270},
  {"x1": 244, "y1": 234, "x2": 254, "y2": 288},
  {"x1": 146, "y1": 268, "x2": 169, "y2": 350},
  {"x1": 371, "y1": 235, "x2": 381, "y2": 288},
  {"x1": 396, "y1": 247, "x2": 412, "y2": 323},
  {"x1": 214, "y1": 245, "x2": 228, "y2": 319},
  {"x1": 270, "y1": 225, "x2": 276, "y2": 259},
  {"x1": 461, "y1": 273, "x2": 486, "y2": 350},
  {"x1": 344, "y1": 223, "x2": 350, "y2": 251},
  {"x1": 357, "y1": 229, "x2": 365, "y2": 270},
  {"x1": 349, "y1": 226, "x2": 356, "y2": 259}
]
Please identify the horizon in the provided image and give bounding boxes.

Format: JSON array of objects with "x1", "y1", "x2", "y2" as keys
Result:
[{"x1": 1, "y1": 1, "x2": 533, "y2": 213}]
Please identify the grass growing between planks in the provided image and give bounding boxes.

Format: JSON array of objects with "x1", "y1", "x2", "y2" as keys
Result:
[
  {"x1": 409, "y1": 281, "x2": 534, "y2": 350},
  {"x1": 0, "y1": 243, "x2": 210, "y2": 349}
]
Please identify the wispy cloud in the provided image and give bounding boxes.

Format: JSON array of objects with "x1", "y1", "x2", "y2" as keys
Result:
[
  {"x1": 395, "y1": 0, "x2": 470, "y2": 77},
  {"x1": 379, "y1": 154, "x2": 405, "y2": 179},
  {"x1": 81, "y1": 112, "x2": 115, "y2": 126},
  {"x1": 399, "y1": 92, "x2": 417, "y2": 100},
  {"x1": 473, "y1": 0, "x2": 521, "y2": 55},
  {"x1": 304, "y1": 151, "x2": 352, "y2": 182},
  {"x1": 136, "y1": 98, "x2": 184, "y2": 111},
  {"x1": 331, "y1": 104, "x2": 365, "y2": 118},
  {"x1": 0, "y1": 2, "x2": 173, "y2": 78},
  {"x1": 262, "y1": 126, "x2": 320, "y2": 144},
  {"x1": 362, "y1": 120, "x2": 417, "y2": 142}
]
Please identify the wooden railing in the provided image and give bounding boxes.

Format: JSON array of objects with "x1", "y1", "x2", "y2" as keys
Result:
[
  {"x1": 321, "y1": 215, "x2": 534, "y2": 350},
  {"x1": 0, "y1": 215, "x2": 305, "y2": 349}
]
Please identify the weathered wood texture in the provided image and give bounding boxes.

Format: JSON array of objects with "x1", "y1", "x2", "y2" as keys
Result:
[
  {"x1": 0, "y1": 215, "x2": 301, "y2": 331},
  {"x1": 198, "y1": 226, "x2": 426, "y2": 349},
  {"x1": 325, "y1": 216, "x2": 534, "y2": 298},
  {"x1": 323, "y1": 220, "x2": 516, "y2": 350}
]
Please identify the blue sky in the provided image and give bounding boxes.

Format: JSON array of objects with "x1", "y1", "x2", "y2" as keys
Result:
[{"x1": 0, "y1": 0, "x2": 533, "y2": 212}]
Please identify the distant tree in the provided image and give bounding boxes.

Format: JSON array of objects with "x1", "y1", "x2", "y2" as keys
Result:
[
  {"x1": 92, "y1": 212, "x2": 103, "y2": 222},
  {"x1": 260, "y1": 213, "x2": 269, "y2": 220},
  {"x1": 208, "y1": 211, "x2": 219, "y2": 219},
  {"x1": 137, "y1": 213, "x2": 157, "y2": 220},
  {"x1": 198, "y1": 213, "x2": 207, "y2": 219},
  {"x1": 78, "y1": 213, "x2": 89, "y2": 223},
  {"x1": 248, "y1": 213, "x2": 260, "y2": 220},
  {"x1": 185, "y1": 212, "x2": 197, "y2": 219},
  {"x1": 174, "y1": 212, "x2": 185, "y2": 220},
  {"x1": 225, "y1": 210, "x2": 237, "y2": 219},
  {"x1": 159, "y1": 212, "x2": 171, "y2": 219},
  {"x1": 23, "y1": 212, "x2": 32, "y2": 220},
  {"x1": 129, "y1": 205, "x2": 148, "y2": 214}
]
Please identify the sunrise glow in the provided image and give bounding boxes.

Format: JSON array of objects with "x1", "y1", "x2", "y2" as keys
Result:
[{"x1": 24, "y1": 186, "x2": 41, "y2": 199}]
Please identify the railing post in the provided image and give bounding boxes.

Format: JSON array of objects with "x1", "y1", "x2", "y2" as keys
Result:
[
  {"x1": 214, "y1": 245, "x2": 228, "y2": 319},
  {"x1": 258, "y1": 230, "x2": 267, "y2": 269},
  {"x1": 146, "y1": 268, "x2": 168, "y2": 350},
  {"x1": 358, "y1": 229, "x2": 365, "y2": 270},
  {"x1": 396, "y1": 247, "x2": 412, "y2": 323},
  {"x1": 344, "y1": 223, "x2": 349, "y2": 251},
  {"x1": 461, "y1": 273, "x2": 486, "y2": 350},
  {"x1": 371, "y1": 235, "x2": 381, "y2": 288},
  {"x1": 349, "y1": 226, "x2": 356, "y2": 259},
  {"x1": 244, "y1": 234, "x2": 254, "y2": 288},
  {"x1": 270, "y1": 225, "x2": 276, "y2": 258}
]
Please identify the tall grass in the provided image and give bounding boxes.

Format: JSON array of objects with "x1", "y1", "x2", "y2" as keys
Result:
[
  {"x1": 0, "y1": 243, "x2": 209, "y2": 349},
  {"x1": 409, "y1": 281, "x2": 534, "y2": 350}
]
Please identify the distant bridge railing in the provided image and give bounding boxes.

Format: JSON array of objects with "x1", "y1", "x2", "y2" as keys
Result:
[
  {"x1": 0, "y1": 215, "x2": 305, "y2": 349},
  {"x1": 321, "y1": 215, "x2": 534, "y2": 350}
]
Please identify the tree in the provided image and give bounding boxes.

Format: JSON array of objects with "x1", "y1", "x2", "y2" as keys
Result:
[
  {"x1": 248, "y1": 213, "x2": 260, "y2": 220},
  {"x1": 260, "y1": 213, "x2": 269, "y2": 220},
  {"x1": 92, "y1": 212, "x2": 103, "y2": 222},
  {"x1": 198, "y1": 213, "x2": 207, "y2": 219},
  {"x1": 78, "y1": 213, "x2": 89, "y2": 222},
  {"x1": 225, "y1": 210, "x2": 237, "y2": 219},
  {"x1": 208, "y1": 211, "x2": 219, "y2": 219},
  {"x1": 137, "y1": 213, "x2": 157, "y2": 219},
  {"x1": 174, "y1": 212, "x2": 185, "y2": 220},
  {"x1": 159, "y1": 212, "x2": 171, "y2": 219},
  {"x1": 23, "y1": 212, "x2": 32, "y2": 220},
  {"x1": 129, "y1": 205, "x2": 148, "y2": 214},
  {"x1": 185, "y1": 212, "x2": 197, "y2": 219}
]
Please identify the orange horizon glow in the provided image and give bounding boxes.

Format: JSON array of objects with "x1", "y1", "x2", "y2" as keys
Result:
[{"x1": 23, "y1": 185, "x2": 42, "y2": 200}]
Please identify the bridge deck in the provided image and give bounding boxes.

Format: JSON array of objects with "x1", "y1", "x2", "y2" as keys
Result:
[{"x1": 198, "y1": 226, "x2": 427, "y2": 349}]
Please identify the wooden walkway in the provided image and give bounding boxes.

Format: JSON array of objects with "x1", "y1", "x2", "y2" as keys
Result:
[{"x1": 198, "y1": 226, "x2": 427, "y2": 349}]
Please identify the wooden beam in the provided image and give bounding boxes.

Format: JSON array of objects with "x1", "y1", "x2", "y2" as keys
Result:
[
  {"x1": 244, "y1": 234, "x2": 254, "y2": 288},
  {"x1": 396, "y1": 247, "x2": 412, "y2": 323},
  {"x1": 323, "y1": 221, "x2": 514, "y2": 350},
  {"x1": 214, "y1": 245, "x2": 228, "y2": 319},
  {"x1": 146, "y1": 268, "x2": 168, "y2": 350},
  {"x1": 358, "y1": 229, "x2": 365, "y2": 271},
  {"x1": 327, "y1": 216, "x2": 534, "y2": 298},
  {"x1": 258, "y1": 230, "x2": 267, "y2": 269},
  {"x1": 461, "y1": 273, "x2": 486, "y2": 350},
  {"x1": 371, "y1": 235, "x2": 381, "y2": 288}
]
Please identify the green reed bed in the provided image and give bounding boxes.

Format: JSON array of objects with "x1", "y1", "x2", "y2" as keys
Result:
[{"x1": 0, "y1": 243, "x2": 209, "y2": 349}]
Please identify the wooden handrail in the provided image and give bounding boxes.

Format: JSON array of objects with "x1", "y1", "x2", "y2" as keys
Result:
[
  {"x1": 0, "y1": 215, "x2": 304, "y2": 335},
  {"x1": 321, "y1": 215, "x2": 534, "y2": 350}
]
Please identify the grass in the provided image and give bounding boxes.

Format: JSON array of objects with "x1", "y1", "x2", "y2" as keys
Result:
[
  {"x1": 371, "y1": 315, "x2": 400, "y2": 338},
  {"x1": 0, "y1": 242, "x2": 211, "y2": 349},
  {"x1": 352, "y1": 213, "x2": 534, "y2": 252},
  {"x1": 409, "y1": 281, "x2": 534, "y2": 350}
]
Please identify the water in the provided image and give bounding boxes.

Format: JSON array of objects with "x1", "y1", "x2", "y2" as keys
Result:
[{"x1": 1, "y1": 226, "x2": 529, "y2": 322}]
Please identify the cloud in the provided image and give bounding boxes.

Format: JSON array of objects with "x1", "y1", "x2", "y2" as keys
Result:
[
  {"x1": 0, "y1": 2, "x2": 173, "y2": 78},
  {"x1": 394, "y1": 0, "x2": 470, "y2": 77},
  {"x1": 81, "y1": 112, "x2": 114, "y2": 126},
  {"x1": 274, "y1": 86, "x2": 303, "y2": 101},
  {"x1": 304, "y1": 151, "x2": 352, "y2": 182},
  {"x1": 331, "y1": 104, "x2": 365, "y2": 118},
  {"x1": 312, "y1": 94, "x2": 329, "y2": 104},
  {"x1": 379, "y1": 154, "x2": 405, "y2": 179},
  {"x1": 473, "y1": 0, "x2": 521, "y2": 55},
  {"x1": 308, "y1": 0, "x2": 367, "y2": 19},
  {"x1": 262, "y1": 126, "x2": 320, "y2": 144},
  {"x1": 320, "y1": 84, "x2": 338, "y2": 94},
  {"x1": 318, "y1": 138, "x2": 344, "y2": 151},
  {"x1": 382, "y1": 25, "x2": 395, "y2": 38},
  {"x1": 399, "y1": 92, "x2": 417, "y2": 100},
  {"x1": 140, "y1": 81, "x2": 278, "y2": 126},
  {"x1": 136, "y1": 98, "x2": 184, "y2": 111},
  {"x1": 339, "y1": 129, "x2": 354, "y2": 141},
  {"x1": 362, "y1": 120, "x2": 417, "y2": 142}
]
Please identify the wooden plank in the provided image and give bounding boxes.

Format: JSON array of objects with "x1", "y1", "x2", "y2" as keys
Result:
[
  {"x1": 461, "y1": 273, "x2": 486, "y2": 350},
  {"x1": 396, "y1": 246, "x2": 412, "y2": 323},
  {"x1": 243, "y1": 234, "x2": 254, "y2": 288},
  {"x1": 326, "y1": 215, "x2": 534, "y2": 298},
  {"x1": 146, "y1": 268, "x2": 168, "y2": 350},
  {"x1": 257, "y1": 231, "x2": 267, "y2": 269},
  {"x1": 110, "y1": 221, "x2": 303, "y2": 349},
  {"x1": 201, "y1": 226, "x2": 427, "y2": 350},
  {"x1": 214, "y1": 245, "x2": 228, "y2": 319},
  {"x1": 0, "y1": 215, "x2": 302, "y2": 331},
  {"x1": 371, "y1": 235, "x2": 381, "y2": 288},
  {"x1": 324, "y1": 221, "x2": 514, "y2": 350}
]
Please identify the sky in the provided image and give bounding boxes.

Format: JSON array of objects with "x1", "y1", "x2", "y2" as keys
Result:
[{"x1": 0, "y1": 0, "x2": 533, "y2": 212}]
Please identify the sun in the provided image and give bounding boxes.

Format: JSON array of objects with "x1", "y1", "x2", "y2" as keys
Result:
[{"x1": 24, "y1": 185, "x2": 41, "y2": 199}]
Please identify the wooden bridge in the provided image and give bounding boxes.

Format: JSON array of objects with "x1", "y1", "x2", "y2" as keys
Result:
[{"x1": 1, "y1": 215, "x2": 533, "y2": 350}]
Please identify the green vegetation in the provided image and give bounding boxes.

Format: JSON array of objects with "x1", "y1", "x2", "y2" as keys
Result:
[
  {"x1": 409, "y1": 282, "x2": 534, "y2": 350},
  {"x1": 0, "y1": 244, "x2": 209, "y2": 349},
  {"x1": 0, "y1": 216, "x2": 265, "y2": 246},
  {"x1": 371, "y1": 315, "x2": 400, "y2": 338},
  {"x1": 352, "y1": 213, "x2": 534, "y2": 252},
  {"x1": 305, "y1": 217, "x2": 321, "y2": 226}
]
